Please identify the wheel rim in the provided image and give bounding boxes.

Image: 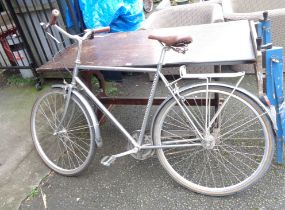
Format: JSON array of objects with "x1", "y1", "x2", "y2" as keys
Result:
[
  {"x1": 155, "y1": 87, "x2": 272, "y2": 195},
  {"x1": 31, "y1": 90, "x2": 94, "y2": 174}
]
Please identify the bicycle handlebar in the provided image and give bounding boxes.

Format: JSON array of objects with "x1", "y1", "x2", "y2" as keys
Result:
[
  {"x1": 44, "y1": 9, "x2": 110, "y2": 42},
  {"x1": 43, "y1": 9, "x2": 110, "y2": 63},
  {"x1": 91, "y1": 26, "x2": 110, "y2": 34},
  {"x1": 84, "y1": 26, "x2": 110, "y2": 39}
]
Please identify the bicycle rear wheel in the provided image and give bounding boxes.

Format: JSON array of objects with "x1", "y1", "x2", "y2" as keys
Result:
[
  {"x1": 31, "y1": 89, "x2": 95, "y2": 176},
  {"x1": 152, "y1": 85, "x2": 274, "y2": 196}
]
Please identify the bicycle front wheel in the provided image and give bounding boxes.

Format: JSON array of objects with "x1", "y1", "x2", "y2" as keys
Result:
[
  {"x1": 31, "y1": 89, "x2": 95, "y2": 176},
  {"x1": 153, "y1": 85, "x2": 274, "y2": 196}
]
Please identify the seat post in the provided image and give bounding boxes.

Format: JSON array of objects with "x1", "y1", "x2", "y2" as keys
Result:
[{"x1": 157, "y1": 45, "x2": 169, "y2": 66}]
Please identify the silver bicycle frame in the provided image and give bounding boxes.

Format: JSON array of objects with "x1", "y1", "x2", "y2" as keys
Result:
[
  {"x1": 51, "y1": 24, "x2": 244, "y2": 151},
  {"x1": 70, "y1": 46, "x2": 204, "y2": 150}
]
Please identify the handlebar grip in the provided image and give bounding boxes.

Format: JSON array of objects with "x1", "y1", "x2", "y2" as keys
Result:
[
  {"x1": 92, "y1": 26, "x2": 110, "y2": 34},
  {"x1": 45, "y1": 9, "x2": 60, "y2": 30},
  {"x1": 49, "y1": 9, "x2": 60, "y2": 26}
]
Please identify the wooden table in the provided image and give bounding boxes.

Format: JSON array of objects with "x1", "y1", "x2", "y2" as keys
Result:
[
  {"x1": 38, "y1": 20, "x2": 256, "y2": 70},
  {"x1": 37, "y1": 20, "x2": 257, "y2": 117}
]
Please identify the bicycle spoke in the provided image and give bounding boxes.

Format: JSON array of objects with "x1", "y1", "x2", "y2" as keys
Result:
[
  {"x1": 221, "y1": 129, "x2": 264, "y2": 143},
  {"x1": 209, "y1": 150, "x2": 241, "y2": 183},
  {"x1": 219, "y1": 144, "x2": 263, "y2": 163},
  {"x1": 168, "y1": 108, "x2": 192, "y2": 129},
  {"x1": 221, "y1": 105, "x2": 247, "y2": 128},
  {"x1": 59, "y1": 136, "x2": 84, "y2": 168},
  {"x1": 221, "y1": 112, "x2": 260, "y2": 133},
  {"x1": 183, "y1": 96, "x2": 206, "y2": 130},
  {"x1": 163, "y1": 120, "x2": 190, "y2": 130},
  {"x1": 67, "y1": 125, "x2": 92, "y2": 133},
  {"x1": 218, "y1": 113, "x2": 266, "y2": 140},
  {"x1": 38, "y1": 104, "x2": 56, "y2": 130},
  {"x1": 208, "y1": 150, "x2": 235, "y2": 186},
  {"x1": 206, "y1": 151, "x2": 216, "y2": 188},
  {"x1": 45, "y1": 96, "x2": 60, "y2": 127},
  {"x1": 68, "y1": 132, "x2": 90, "y2": 147},
  {"x1": 64, "y1": 134, "x2": 89, "y2": 155},
  {"x1": 219, "y1": 145, "x2": 256, "y2": 173}
]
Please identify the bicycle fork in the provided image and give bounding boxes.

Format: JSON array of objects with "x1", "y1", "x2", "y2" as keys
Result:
[{"x1": 53, "y1": 83, "x2": 73, "y2": 134}]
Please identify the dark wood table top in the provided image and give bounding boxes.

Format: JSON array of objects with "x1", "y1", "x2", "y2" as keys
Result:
[{"x1": 37, "y1": 20, "x2": 256, "y2": 72}]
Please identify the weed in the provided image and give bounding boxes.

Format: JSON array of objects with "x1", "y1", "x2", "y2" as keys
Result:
[
  {"x1": 106, "y1": 82, "x2": 119, "y2": 96},
  {"x1": 7, "y1": 74, "x2": 35, "y2": 87},
  {"x1": 91, "y1": 76, "x2": 100, "y2": 90},
  {"x1": 91, "y1": 76, "x2": 119, "y2": 96},
  {"x1": 29, "y1": 186, "x2": 39, "y2": 198}
]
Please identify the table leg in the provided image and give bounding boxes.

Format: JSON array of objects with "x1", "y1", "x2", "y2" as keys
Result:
[
  {"x1": 81, "y1": 71, "x2": 93, "y2": 90},
  {"x1": 81, "y1": 70, "x2": 113, "y2": 126}
]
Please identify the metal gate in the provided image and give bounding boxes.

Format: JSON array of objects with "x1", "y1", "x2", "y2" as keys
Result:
[{"x1": 0, "y1": 0, "x2": 84, "y2": 78}]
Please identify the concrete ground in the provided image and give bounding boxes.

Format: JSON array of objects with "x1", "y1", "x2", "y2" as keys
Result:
[
  {"x1": 0, "y1": 73, "x2": 283, "y2": 210},
  {"x1": 0, "y1": 86, "x2": 49, "y2": 210}
]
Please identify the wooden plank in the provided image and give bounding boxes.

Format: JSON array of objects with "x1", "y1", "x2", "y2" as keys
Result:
[{"x1": 37, "y1": 20, "x2": 256, "y2": 72}]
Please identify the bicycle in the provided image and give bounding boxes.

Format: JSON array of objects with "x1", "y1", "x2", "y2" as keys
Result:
[{"x1": 31, "y1": 9, "x2": 275, "y2": 196}]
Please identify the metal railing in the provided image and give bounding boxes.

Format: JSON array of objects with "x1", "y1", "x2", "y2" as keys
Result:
[{"x1": 0, "y1": 0, "x2": 84, "y2": 77}]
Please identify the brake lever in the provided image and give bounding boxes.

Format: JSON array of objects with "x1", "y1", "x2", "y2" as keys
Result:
[
  {"x1": 89, "y1": 31, "x2": 95, "y2": 40},
  {"x1": 40, "y1": 22, "x2": 60, "y2": 44},
  {"x1": 46, "y1": 32, "x2": 61, "y2": 44},
  {"x1": 83, "y1": 29, "x2": 94, "y2": 40}
]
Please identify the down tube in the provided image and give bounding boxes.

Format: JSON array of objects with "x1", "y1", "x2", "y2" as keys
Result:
[{"x1": 75, "y1": 77, "x2": 139, "y2": 147}]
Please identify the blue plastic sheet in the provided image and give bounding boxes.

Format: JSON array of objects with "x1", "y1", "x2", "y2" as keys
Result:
[
  {"x1": 66, "y1": 0, "x2": 144, "y2": 32},
  {"x1": 65, "y1": 0, "x2": 82, "y2": 29}
]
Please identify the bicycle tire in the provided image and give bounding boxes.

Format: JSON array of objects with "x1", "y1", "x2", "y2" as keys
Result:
[
  {"x1": 31, "y1": 89, "x2": 96, "y2": 176},
  {"x1": 152, "y1": 85, "x2": 274, "y2": 196}
]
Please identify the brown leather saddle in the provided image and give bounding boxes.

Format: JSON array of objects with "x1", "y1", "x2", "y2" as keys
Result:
[{"x1": 148, "y1": 34, "x2": 193, "y2": 47}]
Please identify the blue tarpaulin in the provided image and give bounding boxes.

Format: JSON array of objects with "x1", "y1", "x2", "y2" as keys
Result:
[{"x1": 66, "y1": 0, "x2": 144, "y2": 32}]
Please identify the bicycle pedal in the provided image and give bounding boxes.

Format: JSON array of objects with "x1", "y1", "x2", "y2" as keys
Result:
[{"x1": 100, "y1": 156, "x2": 116, "y2": 167}]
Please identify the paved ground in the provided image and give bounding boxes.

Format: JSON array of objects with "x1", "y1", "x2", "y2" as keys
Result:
[
  {"x1": 0, "y1": 73, "x2": 280, "y2": 210},
  {"x1": 0, "y1": 86, "x2": 49, "y2": 210}
]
